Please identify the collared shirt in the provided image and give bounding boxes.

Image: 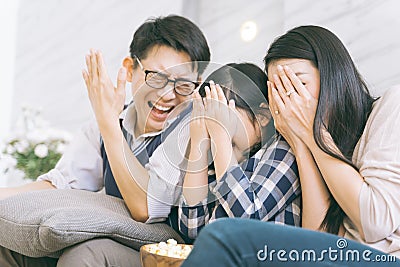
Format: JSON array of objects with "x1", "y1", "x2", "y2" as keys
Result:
[
  {"x1": 37, "y1": 101, "x2": 192, "y2": 223},
  {"x1": 178, "y1": 135, "x2": 302, "y2": 239}
]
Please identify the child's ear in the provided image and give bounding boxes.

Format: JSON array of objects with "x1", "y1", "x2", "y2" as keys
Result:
[
  {"x1": 257, "y1": 102, "x2": 272, "y2": 127},
  {"x1": 122, "y1": 57, "x2": 134, "y2": 82}
]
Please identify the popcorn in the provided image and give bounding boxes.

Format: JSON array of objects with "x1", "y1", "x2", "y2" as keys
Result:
[
  {"x1": 146, "y1": 239, "x2": 192, "y2": 259},
  {"x1": 167, "y1": 239, "x2": 178, "y2": 246}
]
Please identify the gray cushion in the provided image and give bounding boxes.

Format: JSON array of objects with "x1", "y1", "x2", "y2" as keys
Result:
[{"x1": 0, "y1": 189, "x2": 183, "y2": 258}]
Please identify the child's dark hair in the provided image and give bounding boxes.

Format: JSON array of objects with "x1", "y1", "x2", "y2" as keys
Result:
[{"x1": 199, "y1": 63, "x2": 273, "y2": 157}]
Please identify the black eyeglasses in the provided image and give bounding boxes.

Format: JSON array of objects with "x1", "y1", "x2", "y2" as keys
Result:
[{"x1": 133, "y1": 55, "x2": 200, "y2": 96}]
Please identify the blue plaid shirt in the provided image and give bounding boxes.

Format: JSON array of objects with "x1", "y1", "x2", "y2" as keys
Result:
[{"x1": 178, "y1": 135, "x2": 301, "y2": 239}]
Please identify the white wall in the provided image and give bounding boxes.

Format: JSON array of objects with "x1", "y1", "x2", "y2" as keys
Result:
[
  {"x1": 195, "y1": 0, "x2": 284, "y2": 67},
  {"x1": 283, "y1": 0, "x2": 400, "y2": 96},
  {"x1": 195, "y1": 0, "x2": 400, "y2": 96},
  {"x1": 0, "y1": 0, "x2": 20, "y2": 142},
  {"x1": 12, "y1": 0, "x2": 183, "y2": 134},
  {"x1": 6, "y1": 0, "x2": 400, "y2": 136}
]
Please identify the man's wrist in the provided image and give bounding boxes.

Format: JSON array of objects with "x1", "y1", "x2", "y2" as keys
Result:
[{"x1": 98, "y1": 118, "x2": 122, "y2": 141}]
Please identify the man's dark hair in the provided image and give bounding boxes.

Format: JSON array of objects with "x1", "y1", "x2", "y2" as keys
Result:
[{"x1": 129, "y1": 15, "x2": 211, "y2": 75}]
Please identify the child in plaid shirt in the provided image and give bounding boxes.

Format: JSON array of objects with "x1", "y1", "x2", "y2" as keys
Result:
[{"x1": 179, "y1": 63, "x2": 301, "y2": 239}]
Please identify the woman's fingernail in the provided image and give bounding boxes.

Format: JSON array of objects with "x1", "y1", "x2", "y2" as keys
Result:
[{"x1": 277, "y1": 65, "x2": 283, "y2": 71}]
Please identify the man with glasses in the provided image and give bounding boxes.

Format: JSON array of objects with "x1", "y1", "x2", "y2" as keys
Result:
[
  {"x1": 0, "y1": 15, "x2": 210, "y2": 266},
  {"x1": 133, "y1": 55, "x2": 202, "y2": 96}
]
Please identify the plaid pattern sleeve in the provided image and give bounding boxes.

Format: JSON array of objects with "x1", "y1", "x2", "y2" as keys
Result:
[
  {"x1": 209, "y1": 135, "x2": 301, "y2": 224},
  {"x1": 178, "y1": 196, "x2": 215, "y2": 239},
  {"x1": 179, "y1": 135, "x2": 301, "y2": 239}
]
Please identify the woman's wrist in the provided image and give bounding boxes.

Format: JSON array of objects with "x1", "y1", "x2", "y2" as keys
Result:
[{"x1": 291, "y1": 140, "x2": 309, "y2": 157}]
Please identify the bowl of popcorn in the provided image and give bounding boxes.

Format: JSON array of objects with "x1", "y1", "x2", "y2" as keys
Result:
[{"x1": 140, "y1": 239, "x2": 192, "y2": 267}]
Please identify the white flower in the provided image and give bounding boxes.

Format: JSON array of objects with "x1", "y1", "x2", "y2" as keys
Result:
[
  {"x1": 34, "y1": 144, "x2": 48, "y2": 158},
  {"x1": 56, "y1": 143, "x2": 66, "y2": 154},
  {"x1": 46, "y1": 128, "x2": 72, "y2": 142},
  {"x1": 6, "y1": 145, "x2": 16, "y2": 154},
  {"x1": 27, "y1": 130, "x2": 48, "y2": 144},
  {"x1": 15, "y1": 140, "x2": 29, "y2": 154}
]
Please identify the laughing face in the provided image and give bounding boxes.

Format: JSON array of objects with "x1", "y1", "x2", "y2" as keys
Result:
[{"x1": 124, "y1": 45, "x2": 198, "y2": 135}]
